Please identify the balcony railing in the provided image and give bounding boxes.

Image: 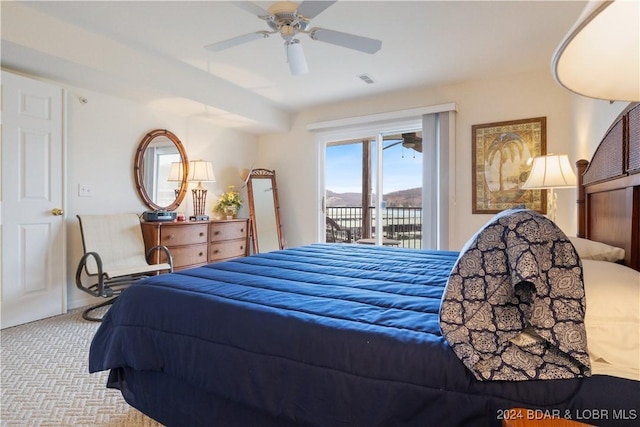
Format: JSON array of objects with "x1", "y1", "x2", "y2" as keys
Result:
[{"x1": 326, "y1": 206, "x2": 422, "y2": 249}]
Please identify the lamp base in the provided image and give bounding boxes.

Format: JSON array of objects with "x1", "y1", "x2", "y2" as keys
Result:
[
  {"x1": 192, "y1": 187, "x2": 207, "y2": 219},
  {"x1": 547, "y1": 188, "x2": 557, "y2": 223},
  {"x1": 189, "y1": 215, "x2": 210, "y2": 221}
]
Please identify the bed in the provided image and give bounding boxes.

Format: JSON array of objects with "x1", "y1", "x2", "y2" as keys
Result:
[{"x1": 89, "y1": 103, "x2": 640, "y2": 427}]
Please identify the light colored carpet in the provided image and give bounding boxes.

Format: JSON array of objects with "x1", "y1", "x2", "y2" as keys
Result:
[{"x1": 1, "y1": 306, "x2": 163, "y2": 427}]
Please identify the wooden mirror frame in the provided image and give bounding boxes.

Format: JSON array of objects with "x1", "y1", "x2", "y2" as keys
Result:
[
  {"x1": 134, "y1": 129, "x2": 188, "y2": 211},
  {"x1": 247, "y1": 168, "x2": 285, "y2": 253}
]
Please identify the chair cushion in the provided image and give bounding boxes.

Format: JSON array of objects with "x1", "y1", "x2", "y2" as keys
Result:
[{"x1": 79, "y1": 214, "x2": 160, "y2": 276}]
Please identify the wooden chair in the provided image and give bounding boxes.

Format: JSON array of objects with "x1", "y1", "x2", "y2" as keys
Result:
[{"x1": 75, "y1": 214, "x2": 173, "y2": 321}]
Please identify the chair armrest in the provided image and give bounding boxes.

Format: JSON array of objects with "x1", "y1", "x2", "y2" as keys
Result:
[
  {"x1": 146, "y1": 245, "x2": 174, "y2": 272},
  {"x1": 75, "y1": 251, "x2": 110, "y2": 297}
]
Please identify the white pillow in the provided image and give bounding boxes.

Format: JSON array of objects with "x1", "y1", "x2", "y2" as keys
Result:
[
  {"x1": 582, "y1": 260, "x2": 640, "y2": 378},
  {"x1": 569, "y1": 236, "x2": 625, "y2": 262}
]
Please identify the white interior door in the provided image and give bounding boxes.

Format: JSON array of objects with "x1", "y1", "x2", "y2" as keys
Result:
[{"x1": 1, "y1": 71, "x2": 66, "y2": 328}]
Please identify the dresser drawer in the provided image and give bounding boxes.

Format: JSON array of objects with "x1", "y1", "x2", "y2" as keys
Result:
[
  {"x1": 209, "y1": 240, "x2": 247, "y2": 262},
  {"x1": 161, "y1": 224, "x2": 208, "y2": 246},
  {"x1": 143, "y1": 220, "x2": 247, "y2": 269},
  {"x1": 210, "y1": 221, "x2": 248, "y2": 242},
  {"x1": 171, "y1": 243, "x2": 208, "y2": 269}
]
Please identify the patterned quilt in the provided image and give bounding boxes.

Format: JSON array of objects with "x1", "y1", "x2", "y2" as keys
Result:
[{"x1": 440, "y1": 208, "x2": 591, "y2": 381}]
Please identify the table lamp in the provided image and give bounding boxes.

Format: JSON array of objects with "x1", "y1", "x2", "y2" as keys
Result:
[
  {"x1": 167, "y1": 161, "x2": 184, "y2": 198},
  {"x1": 552, "y1": 0, "x2": 639, "y2": 102},
  {"x1": 188, "y1": 160, "x2": 216, "y2": 221},
  {"x1": 521, "y1": 154, "x2": 577, "y2": 223}
]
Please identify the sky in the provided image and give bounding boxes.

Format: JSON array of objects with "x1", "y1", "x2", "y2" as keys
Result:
[{"x1": 325, "y1": 141, "x2": 423, "y2": 194}]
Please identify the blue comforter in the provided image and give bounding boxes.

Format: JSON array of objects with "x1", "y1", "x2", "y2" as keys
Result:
[{"x1": 89, "y1": 244, "x2": 639, "y2": 426}]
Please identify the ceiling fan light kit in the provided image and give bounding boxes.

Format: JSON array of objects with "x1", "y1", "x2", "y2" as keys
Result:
[
  {"x1": 286, "y1": 40, "x2": 309, "y2": 75},
  {"x1": 205, "y1": 1, "x2": 382, "y2": 75}
]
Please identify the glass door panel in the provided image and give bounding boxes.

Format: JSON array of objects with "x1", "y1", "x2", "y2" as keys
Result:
[
  {"x1": 378, "y1": 131, "x2": 423, "y2": 248},
  {"x1": 324, "y1": 130, "x2": 423, "y2": 248},
  {"x1": 325, "y1": 140, "x2": 367, "y2": 243}
]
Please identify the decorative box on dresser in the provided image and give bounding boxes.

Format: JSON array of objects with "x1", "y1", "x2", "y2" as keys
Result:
[{"x1": 142, "y1": 219, "x2": 249, "y2": 271}]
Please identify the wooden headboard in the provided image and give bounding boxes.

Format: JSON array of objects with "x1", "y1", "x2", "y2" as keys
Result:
[{"x1": 576, "y1": 102, "x2": 640, "y2": 271}]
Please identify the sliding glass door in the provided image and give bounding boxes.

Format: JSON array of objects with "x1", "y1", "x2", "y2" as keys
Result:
[
  {"x1": 316, "y1": 106, "x2": 456, "y2": 250},
  {"x1": 324, "y1": 126, "x2": 423, "y2": 248}
]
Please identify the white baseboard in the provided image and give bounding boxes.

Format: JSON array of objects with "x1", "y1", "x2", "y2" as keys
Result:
[{"x1": 67, "y1": 293, "x2": 99, "y2": 311}]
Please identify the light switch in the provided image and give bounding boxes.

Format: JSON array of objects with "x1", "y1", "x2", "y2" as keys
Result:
[{"x1": 78, "y1": 184, "x2": 94, "y2": 197}]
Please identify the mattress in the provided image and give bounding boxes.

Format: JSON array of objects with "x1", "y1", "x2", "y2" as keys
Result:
[{"x1": 89, "y1": 244, "x2": 639, "y2": 426}]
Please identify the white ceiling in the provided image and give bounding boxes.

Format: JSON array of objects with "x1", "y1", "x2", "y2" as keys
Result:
[{"x1": 1, "y1": 1, "x2": 587, "y2": 134}]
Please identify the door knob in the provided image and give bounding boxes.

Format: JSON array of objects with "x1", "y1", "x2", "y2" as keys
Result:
[{"x1": 51, "y1": 208, "x2": 64, "y2": 216}]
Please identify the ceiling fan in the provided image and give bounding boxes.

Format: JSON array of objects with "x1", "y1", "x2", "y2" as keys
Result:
[
  {"x1": 384, "y1": 133, "x2": 423, "y2": 153},
  {"x1": 205, "y1": 1, "x2": 382, "y2": 75}
]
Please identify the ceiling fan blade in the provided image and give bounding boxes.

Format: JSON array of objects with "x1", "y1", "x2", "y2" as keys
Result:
[
  {"x1": 383, "y1": 140, "x2": 404, "y2": 150},
  {"x1": 402, "y1": 133, "x2": 421, "y2": 142},
  {"x1": 309, "y1": 28, "x2": 381, "y2": 54},
  {"x1": 205, "y1": 31, "x2": 270, "y2": 52},
  {"x1": 297, "y1": 1, "x2": 337, "y2": 18},
  {"x1": 233, "y1": 1, "x2": 270, "y2": 18}
]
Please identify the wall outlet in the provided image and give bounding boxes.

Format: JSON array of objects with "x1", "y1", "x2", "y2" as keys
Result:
[{"x1": 78, "y1": 184, "x2": 94, "y2": 197}]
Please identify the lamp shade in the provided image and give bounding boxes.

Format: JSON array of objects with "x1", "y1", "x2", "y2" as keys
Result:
[
  {"x1": 187, "y1": 160, "x2": 216, "y2": 183},
  {"x1": 167, "y1": 162, "x2": 184, "y2": 182},
  {"x1": 521, "y1": 154, "x2": 577, "y2": 189},
  {"x1": 552, "y1": 0, "x2": 640, "y2": 102},
  {"x1": 286, "y1": 40, "x2": 309, "y2": 76}
]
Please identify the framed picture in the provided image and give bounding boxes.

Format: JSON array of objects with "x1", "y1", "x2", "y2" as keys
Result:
[{"x1": 472, "y1": 117, "x2": 547, "y2": 214}]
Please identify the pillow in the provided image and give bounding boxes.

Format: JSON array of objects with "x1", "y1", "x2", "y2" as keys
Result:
[
  {"x1": 582, "y1": 259, "x2": 639, "y2": 378},
  {"x1": 569, "y1": 236, "x2": 625, "y2": 262}
]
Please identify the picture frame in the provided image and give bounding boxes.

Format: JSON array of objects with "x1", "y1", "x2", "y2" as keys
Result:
[{"x1": 472, "y1": 117, "x2": 547, "y2": 214}]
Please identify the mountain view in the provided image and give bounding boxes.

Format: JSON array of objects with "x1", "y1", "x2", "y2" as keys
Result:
[{"x1": 326, "y1": 187, "x2": 422, "y2": 207}]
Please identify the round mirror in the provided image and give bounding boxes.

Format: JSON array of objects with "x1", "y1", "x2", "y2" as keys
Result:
[{"x1": 134, "y1": 129, "x2": 188, "y2": 211}]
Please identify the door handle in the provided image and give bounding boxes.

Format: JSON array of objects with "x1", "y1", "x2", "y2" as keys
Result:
[{"x1": 51, "y1": 208, "x2": 64, "y2": 216}]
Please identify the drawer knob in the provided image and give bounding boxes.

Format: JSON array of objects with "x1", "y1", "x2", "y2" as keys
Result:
[
  {"x1": 167, "y1": 234, "x2": 175, "y2": 240},
  {"x1": 214, "y1": 249, "x2": 220, "y2": 254},
  {"x1": 214, "y1": 231, "x2": 220, "y2": 235},
  {"x1": 199, "y1": 232, "x2": 204, "y2": 236},
  {"x1": 199, "y1": 252, "x2": 204, "y2": 257},
  {"x1": 240, "y1": 228, "x2": 244, "y2": 232}
]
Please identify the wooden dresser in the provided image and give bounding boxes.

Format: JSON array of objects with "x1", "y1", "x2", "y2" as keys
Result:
[{"x1": 142, "y1": 219, "x2": 249, "y2": 270}]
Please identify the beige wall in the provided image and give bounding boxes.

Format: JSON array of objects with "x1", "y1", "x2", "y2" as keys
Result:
[
  {"x1": 258, "y1": 70, "x2": 584, "y2": 250},
  {"x1": 63, "y1": 84, "x2": 259, "y2": 308},
  {"x1": 13, "y1": 70, "x2": 629, "y2": 310},
  {"x1": 564, "y1": 98, "x2": 630, "y2": 229},
  {"x1": 569, "y1": 98, "x2": 630, "y2": 159}
]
